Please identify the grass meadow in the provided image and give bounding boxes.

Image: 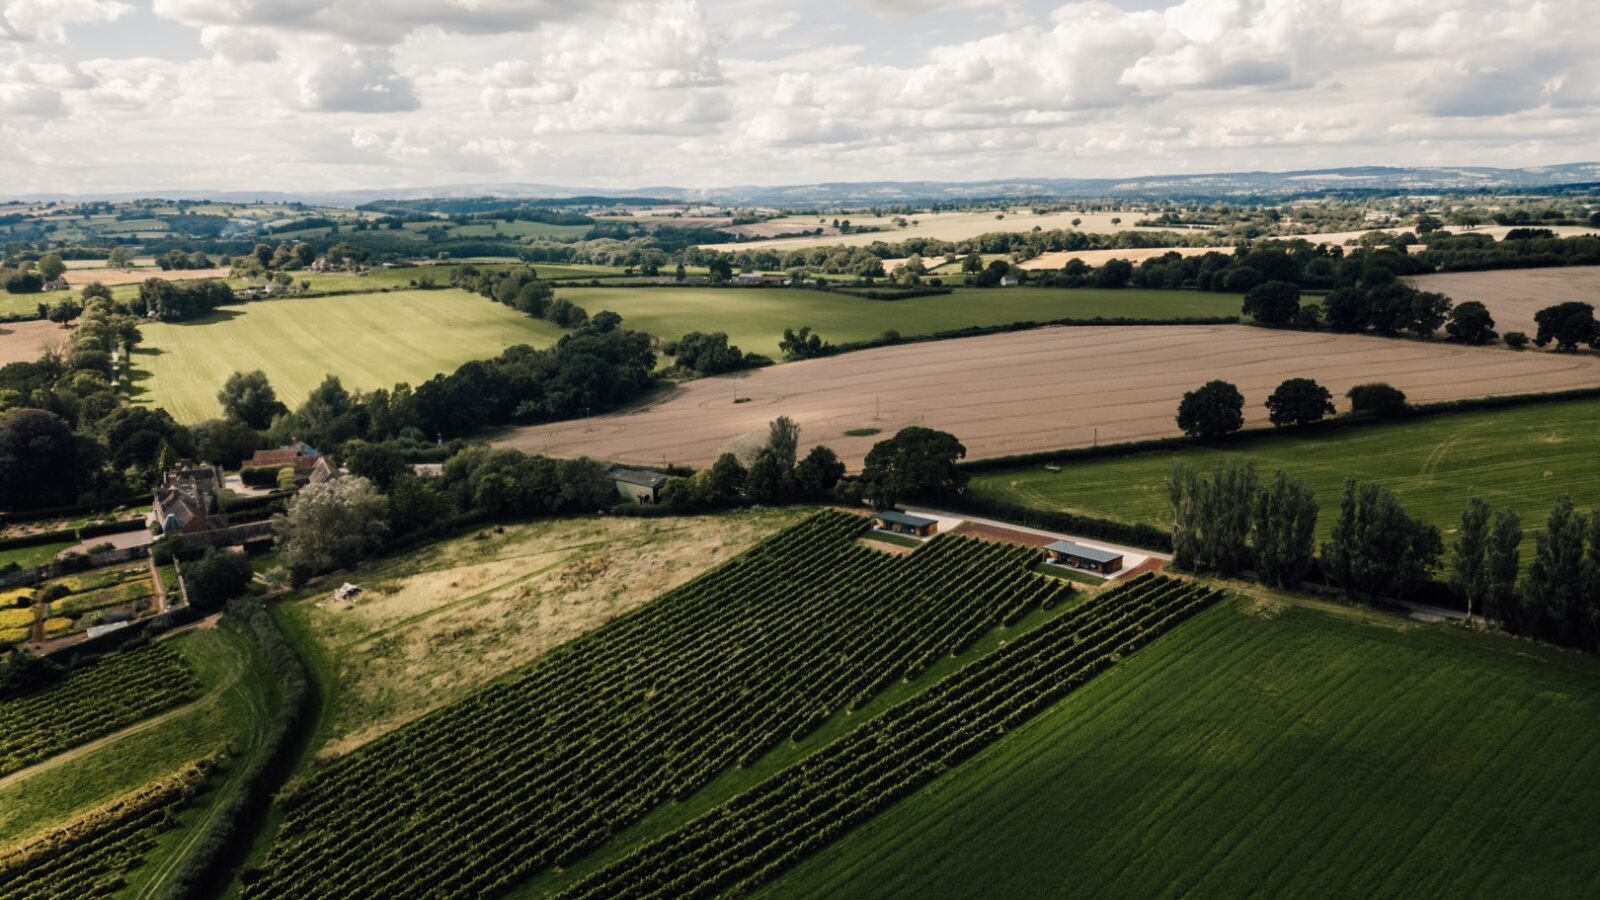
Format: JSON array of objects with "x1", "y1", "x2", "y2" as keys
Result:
[
  {"x1": 968, "y1": 396, "x2": 1600, "y2": 559},
  {"x1": 136, "y1": 289, "x2": 567, "y2": 422},
  {"x1": 763, "y1": 594, "x2": 1600, "y2": 899},
  {"x1": 561, "y1": 285, "x2": 1241, "y2": 359}
]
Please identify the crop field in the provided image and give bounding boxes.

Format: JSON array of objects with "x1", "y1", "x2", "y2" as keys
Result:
[
  {"x1": 967, "y1": 395, "x2": 1600, "y2": 559},
  {"x1": 0, "y1": 292, "x2": 45, "y2": 319},
  {"x1": 0, "y1": 320, "x2": 68, "y2": 364},
  {"x1": 62, "y1": 266, "x2": 231, "y2": 289},
  {"x1": 0, "y1": 644, "x2": 197, "y2": 777},
  {"x1": 498, "y1": 324, "x2": 1600, "y2": 469},
  {"x1": 553, "y1": 575, "x2": 1219, "y2": 899},
  {"x1": 763, "y1": 594, "x2": 1600, "y2": 899},
  {"x1": 246, "y1": 512, "x2": 1079, "y2": 898},
  {"x1": 1409, "y1": 265, "x2": 1600, "y2": 342},
  {"x1": 556, "y1": 285, "x2": 1242, "y2": 360},
  {"x1": 277, "y1": 509, "x2": 808, "y2": 757},
  {"x1": 136, "y1": 289, "x2": 568, "y2": 422},
  {"x1": 1016, "y1": 246, "x2": 1217, "y2": 271},
  {"x1": 696, "y1": 209, "x2": 1191, "y2": 252}
]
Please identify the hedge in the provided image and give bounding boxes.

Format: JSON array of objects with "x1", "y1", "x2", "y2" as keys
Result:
[
  {"x1": 239, "y1": 466, "x2": 285, "y2": 488},
  {"x1": 156, "y1": 598, "x2": 311, "y2": 899},
  {"x1": 817, "y1": 315, "x2": 1240, "y2": 359},
  {"x1": 0, "y1": 518, "x2": 146, "y2": 553}
]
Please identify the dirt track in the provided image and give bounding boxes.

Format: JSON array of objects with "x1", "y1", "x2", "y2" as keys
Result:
[
  {"x1": 1409, "y1": 266, "x2": 1600, "y2": 342},
  {"x1": 496, "y1": 325, "x2": 1600, "y2": 468}
]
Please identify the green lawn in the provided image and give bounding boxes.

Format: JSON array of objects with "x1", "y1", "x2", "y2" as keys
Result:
[
  {"x1": 559, "y1": 285, "x2": 1241, "y2": 359},
  {"x1": 969, "y1": 396, "x2": 1600, "y2": 559},
  {"x1": 0, "y1": 292, "x2": 45, "y2": 318},
  {"x1": 0, "y1": 626, "x2": 276, "y2": 847},
  {"x1": 135, "y1": 289, "x2": 567, "y2": 422},
  {"x1": 0, "y1": 541, "x2": 74, "y2": 569},
  {"x1": 764, "y1": 595, "x2": 1600, "y2": 899}
]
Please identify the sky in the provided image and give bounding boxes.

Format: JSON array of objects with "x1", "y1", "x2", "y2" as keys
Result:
[{"x1": 1, "y1": 0, "x2": 1597, "y2": 194}]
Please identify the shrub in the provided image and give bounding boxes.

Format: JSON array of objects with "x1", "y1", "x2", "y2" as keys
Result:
[
  {"x1": 1503, "y1": 331, "x2": 1530, "y2": 350},
  {"x1": 1347, "y1": 382, "x2": 1408, "y2": 417}
]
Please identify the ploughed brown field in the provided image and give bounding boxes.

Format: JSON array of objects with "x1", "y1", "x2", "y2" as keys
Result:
[
  {"x1": 63, "y1": 267, "x2": 231, "y2": 288},
  {"x1": 496, "y1": 324, "x2": 1600, "y2": 468},
  {"x1": 1409, "y1": 266, "x2": 1600, "y2": 342},
  {"x1": 0, "y1": 320, "x2": 69, "y2": 365}
]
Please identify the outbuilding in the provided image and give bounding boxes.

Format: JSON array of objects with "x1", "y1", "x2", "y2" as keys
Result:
[
  {"x1": 871, "y1": 510, "x2": 938, "y2": 537},
  {"x1": 1043, "y1": 540, "x2": 1124, "y2": 575},
  {"x1": 609, "y1": 467, "x2": 668, "y2": 503}
]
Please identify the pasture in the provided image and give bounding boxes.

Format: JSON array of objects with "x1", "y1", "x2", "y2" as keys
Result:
[
  {"x1": 497, "y1": 324, "x2": 1600, "y2": 468},
  {"x1": 275, "y1": 508, "x2": 808, "y2": 758},
  {"x1": 1409, "y1": 266, "x2": 1600, "y2": 341},
  {"x1": 696, "y1": 208, "x2": 1191, "y2": 252},
  {"x1": 763, "y1": 595, "x2": 1600, "y2": 899},
  {"x1": 136, "y1": 289, "x2": 567, "y2": 422},
  {"x1": 560, "y1": 285, "x2": 1243, "y2": 359},
  {"x1": 967, "y1": 395, "x2": 1600, "y2": 559}
]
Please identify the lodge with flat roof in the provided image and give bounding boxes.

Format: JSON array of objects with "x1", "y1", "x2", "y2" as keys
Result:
[
  {"x1": 1043, "y1": 539, "x2": 1124, "y2": 575},
  {"x1": 871, "y1": 510, "x2": 938, "y2": 537}
]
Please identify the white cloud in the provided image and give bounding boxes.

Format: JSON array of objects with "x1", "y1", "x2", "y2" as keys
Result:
[
  {"x1": 0, "y1": 0, "x2": 130, "y2": 44},
  {"x1": 293, "y1": 45, "x2": 419, "y2": 113}
]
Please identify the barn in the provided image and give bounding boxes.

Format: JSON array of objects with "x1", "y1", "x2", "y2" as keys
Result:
[
  {"x1": 608, "y1": 467, "x2": 668, "y2": 504},
  {"x1": 871, "y1": 510, "x2": 938, "y2": 537},
  {"x1": 1043, "y1": 540, "x2": 1124, "y2": 575}
]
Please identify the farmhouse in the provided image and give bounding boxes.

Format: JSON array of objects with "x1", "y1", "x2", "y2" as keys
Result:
[
  {"x1": 608, "y1": 466, "x2": 668, "y2": 503},
  {"x1": 1043, "y1": 540, "x2": 1124, "y2": 575},
  {"x1": 247, "y1": 440, "x2": 337, "y2": 486},
  {"x1": 736, "y1": 273, "x2": 787, "y2": 286},
  {"x1": 871, "y1": 510, "x2": 938, "y2": 537},
  {"x1": 153, "y1": 462, "x2": 227, "y2": 535}
]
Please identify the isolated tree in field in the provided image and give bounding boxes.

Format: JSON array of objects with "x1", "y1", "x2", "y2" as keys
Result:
[
  {"x1": 1503, "y1": 331, "x2": 1530, "y2": 350},
  {"x1": 1265, "y1": 378, "x2": 1334, "y2": 428},
  {"x1": 183, "y1": 548, "x2": 254, "y2": 612},
  {"x1": 1253, "y1": 469, "x2": 1318, "y2": 588},
  {"x1": 1176, "y1": 380, "x2": 1244, "y2": 439},
  {"x1": 1451, "y1": 497, "x2": 1491, "y2": 621},
  {"x1": 1242, "y1": 281, "x2": 1300, "y2": 326},
  {"x1": 219, "y1": 369, "x2": 287, "y2": 429},
  {"x1": 1484, "y1": 507, "x2": 1523, "y2": 625},
  {"x1": 1444, "y1": 301, "x2": 1497, "y2": 344},
  {"x1": 276, "y1": 476, "x2": 389, "y2": 580},
  {"x1": 860, "y1": 427, "x2": 967, "y2": 510},
  {"x1": 46, "y1": 298, "x2": 82, "y2": 324},
  {"x1": 1346, "y1": 382, "x2": 1407, "y2": 418},
  {"x1": 1322, "y1": 479, "x2": 1443, "y2": 603},
  {"x1": 106, "y1": 246, "x2": 134, "y2": 268},
  {"x1": 766, "y1": 415, "x2": 800, "y2": 471},
  {"x1": 36, "y1": 253, "x2": 65, "y2": 282},
  {"x1": 1533, "y1": 301, "x2": 1598, "y2": 351}
]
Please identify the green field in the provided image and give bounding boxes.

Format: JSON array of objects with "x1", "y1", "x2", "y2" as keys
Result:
[
  {"x1": 969, "y1": 396, "x2": 1600, "y2": 558},
  {"x1": 764, "y1": 594, "x2": 1600, "y2": 899},
  {"x1": 0, "y1": 292, "x2": 45, "y2": 318},
  {"x1": 136, "y1": 289, "x2": 568, "y2": 422},
  {"x1": 559, "y1": 285, "x2": 1241, "y2": 359}
]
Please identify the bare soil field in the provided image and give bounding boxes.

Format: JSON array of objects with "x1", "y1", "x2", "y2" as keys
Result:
[
  {"x1": 1016, "y1": 246, "x2": 1216, "y2": 271},
  {"x1": 0, "y1": 320, "x2": 69, "y2": 364},
  {"x1": 63, "y1": 267, "x2": 231, "y2": 288},
  {"x1": 1409, "y1": 266, "x2": 1600, "y2": 340},
  {"x1": 497, "y1": 325, "x2": 1600, "y2": 468}
]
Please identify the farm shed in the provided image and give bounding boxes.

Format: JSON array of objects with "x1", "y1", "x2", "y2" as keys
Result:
[
  {"x1": 1043, "y1": 540, "x2": 1124, "y2": 575},
  {"x1": 872, "y1": 510, "x2": 938, "y2": 537},
  {"x1": 608, "y1": 467, "x2": 668, "y2": 504}
]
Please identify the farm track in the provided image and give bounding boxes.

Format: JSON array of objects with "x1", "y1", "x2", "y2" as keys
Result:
[{"x1": 498, "y1": 324, "x2": 1600, "y2": 468}]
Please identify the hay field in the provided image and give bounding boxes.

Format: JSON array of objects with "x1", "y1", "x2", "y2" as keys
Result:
[
  {"x1": 496, "y1": 325, "x2": 1600, "y2": 468},
  {"x1": 560, "y1": 285, "x2": 1242, "y2": 360},
  {"x1": 763, "y1": 595, "x2": 1600, "y2": 900},
  {"x1": 695, "y1": 209, "x2": 1186, "y2": 252},
  {"x1": 137, "y1": 289, "x2": 567, "y2": 422},
  {"x1": 63, "y1": 266, "x2": 231, "y2": 288},
  {"x1": 1408, "y1": 266, "x2": 1600, "y2": 340},
  {"x1": 0, "y1": 320, "x2": 69, "y2": 364},
  {"x1": 1016, "y1": 246, "x2": 1217, "y2": 271}
]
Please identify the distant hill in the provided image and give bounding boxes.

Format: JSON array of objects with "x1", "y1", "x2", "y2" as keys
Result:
[{"x1": 14, "y1": 163, "x2": 1600, "y2": 207}]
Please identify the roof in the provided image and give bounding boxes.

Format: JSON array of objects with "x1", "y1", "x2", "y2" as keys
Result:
[
  {"x1": 609, "y1": 467, "x2": 669, "y2": 489},
  {"x1": 873, "y1": 510, "x2": 937, "y2": 528},
  {"x1": 1043, "y1": 540, "x2": 1123, "y2": 564}
]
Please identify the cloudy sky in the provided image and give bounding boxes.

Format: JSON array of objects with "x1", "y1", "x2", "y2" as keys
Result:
[{"x1": 1, "y1": 0, "x2": 1596, "y2": 194}]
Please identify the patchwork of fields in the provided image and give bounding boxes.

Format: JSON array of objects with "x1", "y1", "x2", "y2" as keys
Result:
[
  {"x1": 1409, "y1": 265, "x2": 1600, "y2": 342},
  {"x1": 695, "y1": 208, "x2": 1197, "y2": 252},
  {"x1": 137, "y1": 289, "x2": 568, "y2": 422},
  {"x1": 762, "y1": 596, "x2": 1600, "y2": 899},
  {"x1": 499, "y1": 324, "x2": 1600, "y2": 468},
  {"x1": 558, "y1": 285, "x2": 1243, "y2": 359}
]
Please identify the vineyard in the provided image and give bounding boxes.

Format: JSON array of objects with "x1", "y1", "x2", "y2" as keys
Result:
[
  {"x1": 246, "y1": 511, "x2": 1075, "y2": 898},
  {"x1": 556, "y1": 574, "x2": 1219, "y2": 899},
  {"x1": 0, "y1": 644, "x2": 200, "y2": 776},
  {"x1": 0, "y1": 757, "x2": 216, "y2": 899}
]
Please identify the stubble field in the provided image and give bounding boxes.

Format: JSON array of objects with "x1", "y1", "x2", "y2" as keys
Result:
[
  {"x1": 1408, "y1": 265, "x2": 1600, "y2": 341},
  {"x1": 498, "y1": 324, "x2": 1600, "y2": 468}
]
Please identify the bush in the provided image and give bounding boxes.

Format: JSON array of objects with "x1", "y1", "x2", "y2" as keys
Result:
[
  {"x1": 1347, "y1": 382, "x2": 1409, "y2": 417},
  {"x1": 1503, "y1": 330, "x2": 1530, "y2": 350},
  {"x1": 239, "y1": 466, "x2": 281, "y2": 488},
  {"x1": 183, "y1": 549, "x2": 255, "y2": 612}
]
